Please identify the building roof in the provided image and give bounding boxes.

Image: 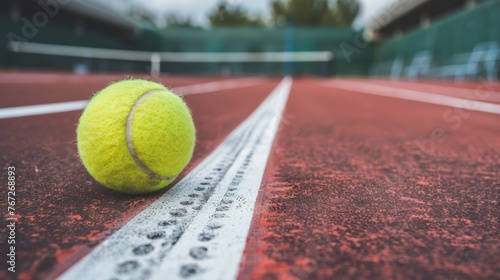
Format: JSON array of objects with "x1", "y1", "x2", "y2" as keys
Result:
[
  {"x1": 364, "y1": 0, "x2": 476, "y2": 41},
  {"x1": 29, "y1": 0, "x2": 140, "y2": 38}
]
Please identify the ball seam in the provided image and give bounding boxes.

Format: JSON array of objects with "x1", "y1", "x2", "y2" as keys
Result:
[{"x1": 126, "y1": 89, "x2": 176, "y2": 180}]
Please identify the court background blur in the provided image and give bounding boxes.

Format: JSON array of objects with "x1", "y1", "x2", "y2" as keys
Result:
[{"x1": 1, "y1": 0, "x2": 498, "y2": 80}]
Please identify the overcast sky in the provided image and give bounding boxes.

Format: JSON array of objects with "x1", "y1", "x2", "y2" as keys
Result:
[{"x1": 116, "y1": 0, "x2": 395, "y2": 28}]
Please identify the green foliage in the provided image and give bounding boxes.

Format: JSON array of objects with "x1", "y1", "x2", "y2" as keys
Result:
[
  {"x1": 271, "y1": 0, "x2": 360, "y2": 27},
  {"x1": 334, "y1": 0, "x2": 360, "y2": 26},
  {"x1": 164, "y1": 14, "x2": 201, "y2": 29},
  {"x1": 208, "y1": 1, "x2": 263, "y2": 27},
  {"x1": 129, "y1": 7, "x2": 158, "y2": 28}
]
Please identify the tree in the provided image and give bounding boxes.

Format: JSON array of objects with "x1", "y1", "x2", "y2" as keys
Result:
[
  {"x1": 129, "y1": 7, "x2": 158, "y2": 28},
  {"x1": 271, "y1": 0, "x2": 360, "y2": 27},
  {"x1": 333, "y1": 0, "x2": 361, "y2": 26},
  {"x1": 164, "y1": 13, "x2": 200, "y2": 29},
  {"x1": 208, "y1": 1, "x2": 263, "y2": 27}
]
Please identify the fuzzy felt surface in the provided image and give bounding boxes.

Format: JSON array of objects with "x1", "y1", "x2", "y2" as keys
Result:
[{"x1": 77, "y1": 79, "x2": 196, "y2": 194}]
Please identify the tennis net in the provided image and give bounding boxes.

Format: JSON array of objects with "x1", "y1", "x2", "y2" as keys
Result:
[{"x1": 7, "y1": 41, "x2": 334, "y2": 76}]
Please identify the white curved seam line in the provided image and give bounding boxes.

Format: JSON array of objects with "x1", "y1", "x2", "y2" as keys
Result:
[{"x1": 126, "y1": 89, "x2": 175, "y2": 180}]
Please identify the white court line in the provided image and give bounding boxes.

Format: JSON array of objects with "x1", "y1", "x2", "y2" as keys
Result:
[
  {"x1": 359, "y1": 80, "x2": 500, "y2": 103},
  {"x1": 0, "y1": 78, "x2": 267, "y2": 119},
  {"x1": 58, "y1": 77, "x2": 292, "y2": 280},
  {"x1": 0, "y1": 101, "x2": 89, "y2": 120},
  {"x1": 172, "y1": 77, "x2": 266, "y2": 95},
  {"x1": 151, "y1": 78, "x2": 291, "y2": 280},
  {"x1": 322, "y1": 80, "x2": 500, "y2": 115}
]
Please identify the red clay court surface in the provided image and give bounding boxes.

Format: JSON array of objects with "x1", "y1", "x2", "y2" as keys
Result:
[{"x1": 0, "y1": 72, "x2": 499, "y2": 280}]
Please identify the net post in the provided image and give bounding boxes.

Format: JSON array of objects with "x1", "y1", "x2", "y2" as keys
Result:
[
  {"x1": 150, "y1": 53, "x2": 161, "y2": 78},
  {"x1": 327, "y1": 52, "x2": 335, "y2": 77}
]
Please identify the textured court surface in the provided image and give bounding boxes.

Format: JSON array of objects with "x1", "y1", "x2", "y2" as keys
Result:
[{"x1": 0, "y1": 72, "x2": 499, "y2": 280}]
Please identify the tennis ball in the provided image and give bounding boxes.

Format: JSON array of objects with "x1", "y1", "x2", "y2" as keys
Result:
[{"x1": 77, "y1": 79, "x2": 196, "y2": 194}]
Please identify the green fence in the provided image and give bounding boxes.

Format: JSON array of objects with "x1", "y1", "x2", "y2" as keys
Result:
[
  {"x1": 156, "y1": 27, "x2": 373, "y2": 76},
  {"x1": 372, "y1": 0, "x2": 500, "y2": 80},
  {"x1": 0, "y1": 0, "x2": 162, "y2": 73},
  {"x1": 0, "y1": 4, "x2": 373, "y2": 77},
  {"x1": 2, "y1": 0, "x2": 498, "y2": 79}
]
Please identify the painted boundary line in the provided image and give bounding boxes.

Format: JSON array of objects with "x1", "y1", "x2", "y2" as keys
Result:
[
  {"x1": 322, "y1": 80, "x2": 500, "y2": 115},
  {"x1": 0, "y1": 78, "x2": 266, "y2": 119},
  {"x1": 58, "y1": 77, "x2": 292, "y2": 280},
  {"x1": 355, "y1": 80, "x2": 500, "y2": 103},
  {"x1": 0, "y1": 101, "x2": 88, "y2": 120},
  {"x1": 174, "y1": 77, "x2": 266, "y2": 95}
]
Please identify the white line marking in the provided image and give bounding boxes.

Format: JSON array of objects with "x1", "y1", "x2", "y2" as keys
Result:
[
  {"x1": 358, "y1": 80, "x2": 500, "y2": 103},
  {"x1": 57, "y1": 77, "x2": 292, "y2": 280},
  {"x1": 151, "y1": 77, "x2": 291, "y2": 280},
  {"x1": 322, "y1": 80, "x2": 500, "y2": 115},
  {"x1": 172, "y1": 78, "x2": 266, "y2": 95},
  {"x1": 0, "y1": 78, "x2": 267, "y2": 119},
  {"x1": 0, "y1": 101, "x2": 88, "y2": 120}
]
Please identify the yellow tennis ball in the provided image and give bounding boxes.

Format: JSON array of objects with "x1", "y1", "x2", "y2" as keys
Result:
[{"x1": 77, "y1": 79, "x2": 196, "y2": 194}]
